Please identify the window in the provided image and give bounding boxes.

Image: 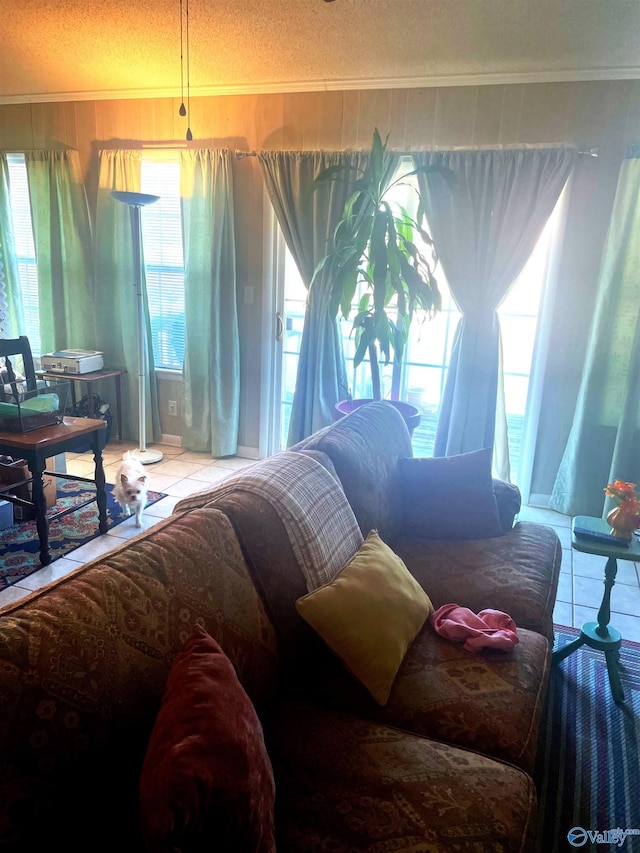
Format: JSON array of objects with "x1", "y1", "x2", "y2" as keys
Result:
[
  {"x1": 280, "y1": 248, "x2": 308, "y2": 449},
  {"x1": 277, "y1": 159, "x2": 562, "y2": 484},
  {"x1": 3, "y1": 154, "x2": 185, "y2": 371},
  {"x1": 6, "y1": 154, "x2": 40, "y2": 355},
  {"x1": 140, "y1": 158, "x2": 186, "y2": 371},
  {"x1": 497, "y1": 217, "x2": 554, "y2": 478}
]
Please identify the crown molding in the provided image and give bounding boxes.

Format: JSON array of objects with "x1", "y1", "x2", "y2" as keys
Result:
[{"x1": 2, "y1": 66, "x2": 640, "y2": 106}]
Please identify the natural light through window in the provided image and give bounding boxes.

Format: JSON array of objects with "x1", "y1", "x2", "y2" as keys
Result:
[
  {"x1": 4, "y1": 156, "x2": 186, "y2": 370},
  {"x1": 6, "y1": 154, "x2": 40, "y2": 355},
  {"x1": 140, "y1": 158, "x2": 185, "y2": 371},
  {"x1": 278, "y1": 161, "x2": 560, "y2": 483}
]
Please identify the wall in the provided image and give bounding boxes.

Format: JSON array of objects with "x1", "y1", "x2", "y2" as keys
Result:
[{"x1": 1, "y1": 81, "x2": 640, "y2": 467}]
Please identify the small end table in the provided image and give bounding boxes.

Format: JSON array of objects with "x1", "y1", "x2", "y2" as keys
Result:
[
  {"x1": 37, "y1": 368, "x2": 126, "y2": 443},
  {"x1": 552, "y1": 515, "x2": 638, "y2": 704}
]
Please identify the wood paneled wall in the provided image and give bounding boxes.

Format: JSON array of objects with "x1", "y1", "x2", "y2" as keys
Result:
[{"x1": 2, "y1": 80, "x2": 640, "y2": 453}]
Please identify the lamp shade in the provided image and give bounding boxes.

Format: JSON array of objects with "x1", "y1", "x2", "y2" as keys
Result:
[{"x1": 111, "y1": 191, "x2": 160, "y2": 207}]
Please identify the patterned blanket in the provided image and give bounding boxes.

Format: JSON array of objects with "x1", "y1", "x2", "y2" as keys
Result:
[{"x1": 175, "y1": 451, "x2": 364, "y2": 591}]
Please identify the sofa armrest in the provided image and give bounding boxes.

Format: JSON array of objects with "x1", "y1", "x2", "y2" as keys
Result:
[{"x1": 492, "y1": 478, "x2": 522, "y2": 532}]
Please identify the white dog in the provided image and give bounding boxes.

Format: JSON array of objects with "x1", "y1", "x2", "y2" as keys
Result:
[{"x1": 113, "y1": 451, "x2": 148, "y2": 527}]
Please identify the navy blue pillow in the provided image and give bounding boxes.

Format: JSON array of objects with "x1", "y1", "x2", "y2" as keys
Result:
[{"x1": 398, "y1": 448, "x2": 504, "y2": 539}]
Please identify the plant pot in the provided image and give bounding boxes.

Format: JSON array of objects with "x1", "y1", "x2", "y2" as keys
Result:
[
  {"x1": 406, "y1": 388, "x2": 425, "y2": 410},
  {"x1": 334, "y1": 399, "x2": 421, "y2": 437}
]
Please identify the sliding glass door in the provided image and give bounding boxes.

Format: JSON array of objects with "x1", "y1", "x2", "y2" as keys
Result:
[{"x1": 269, "y1": 166, "x2": 564, "y2": 490}]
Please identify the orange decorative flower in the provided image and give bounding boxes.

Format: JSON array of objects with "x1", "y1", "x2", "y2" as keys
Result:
[
  {"x1": 604, "y1": 480, "x2": 638, "y2": 502},
  {"x1": 604, "y1": 480, "x2": 640, "y2": 525},
  {"x1": 619, "y1": 496, "x2": 640, "y2": 514}
]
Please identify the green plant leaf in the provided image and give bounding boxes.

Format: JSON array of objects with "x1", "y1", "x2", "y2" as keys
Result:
[
  {"x1": 379, "y1": 331, "x2": 391, "y2": 365},
  {"x1": 311, "y1": 164, "x2": 346, "y2": 187},
  {"x1": 370, "y1": 210, "x2": 389, "y2": 314},
  {"x1": 370, "y1": 128, "x2": 387, "y2": 193},
  {"x1": 358, "y1": 292, "x2": 371, "y2": 312},
  {"x1": 353, "y1": 320, "x2": 375, "y2": 367},
  {"x1": 394, "y1": 204, "x2": 415, "y2": 242},
  {"x1": 343, "y1": 188, "x2": 365, "y2": 220},
  {"x1": 339, "y1": 282, "x2": 358, "y2": 320},
  {"x1": 391, "y1": 318, "x2": 407, "y2": 363},
  {"x1": 354, "y1": 215, "x2": 374, "y2": 259},
  {"x1": 333, "y1": 259, "x2": 360, "y2": 319},
  {"x1": 352, "y1": 309, "x2": 371, "y2": 331},
  {"x1": 418, "y1": 228, "x2": 434, "y2": 247},
  {"x1": 410, "y1": 162, "x2": 456, "y2": 183},
  {"x1": 310, "y1": 252, "x2": 331, "y2": 288}
]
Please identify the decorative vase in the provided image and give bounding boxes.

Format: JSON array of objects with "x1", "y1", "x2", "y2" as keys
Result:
[{"x1": 606, "y1": 506, "x2": 637, "y2": 540}]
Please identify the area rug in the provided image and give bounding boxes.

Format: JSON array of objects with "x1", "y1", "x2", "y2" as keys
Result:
[
  {"x1": 535, "y1": 625, "x2": 640, "y2": 852},
  {"x1": 0, "y1": 478, "x2": 166, "y2": 590}
]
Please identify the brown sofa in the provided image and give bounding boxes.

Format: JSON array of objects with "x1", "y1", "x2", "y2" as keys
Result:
[{"x1": 0, "y1": 402, "x2": 561, "y2": 852}]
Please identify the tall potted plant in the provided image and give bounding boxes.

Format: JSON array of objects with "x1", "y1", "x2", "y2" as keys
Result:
[{"x1": 311, "y1": 129, "x2": 451, "y2": 433}]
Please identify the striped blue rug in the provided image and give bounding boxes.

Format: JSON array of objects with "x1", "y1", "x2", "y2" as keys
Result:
[{"x1": 535, "y1": 626, "x2": 640, "y2": 852}]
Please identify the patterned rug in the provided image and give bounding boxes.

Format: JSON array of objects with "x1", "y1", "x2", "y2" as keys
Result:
[
  {"x1": 535, "y1": 625, "x2": 640, "y2": 852},
  {"x1": 0, "y1": 479, "x2": 166, "y2": 590}
]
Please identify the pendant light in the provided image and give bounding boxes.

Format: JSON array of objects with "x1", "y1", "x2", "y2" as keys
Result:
[
  {"x1": 178, "y1": 0, "x2": 186, "y2": 117},
  {"x1": 178, "y1": 0, "x2": 193, "y2": 140}
]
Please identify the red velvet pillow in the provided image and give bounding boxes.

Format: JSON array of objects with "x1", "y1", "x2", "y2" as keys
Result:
[
  {"x1": 139, "y1": 624, "x2": 276, "y2": 853},
  {"x1": 398, "y1": 448, "x2": 503, "y2": 539}
]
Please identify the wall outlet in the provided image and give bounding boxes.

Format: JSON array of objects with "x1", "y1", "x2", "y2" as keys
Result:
[{"x1": 168, "y1": 400, "x2": 178, "y2": 417}]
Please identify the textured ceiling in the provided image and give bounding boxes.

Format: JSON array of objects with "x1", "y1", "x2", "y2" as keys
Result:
[{"x1": 3, "y1": 0, "x2": 640, "y2": 104}]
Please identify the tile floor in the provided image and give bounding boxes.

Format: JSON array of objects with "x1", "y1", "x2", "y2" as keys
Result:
[{"x1": 2, "y1": 445, "x2": 640, "y2": 645}]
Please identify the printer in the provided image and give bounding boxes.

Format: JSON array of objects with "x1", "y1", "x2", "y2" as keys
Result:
[{"x1": 40, "y1": 349, "x2": 104, "y2": 375}]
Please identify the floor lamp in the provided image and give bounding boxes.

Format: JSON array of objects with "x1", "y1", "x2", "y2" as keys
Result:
[{"x1": 111, "y1": 190, "x2": 163, "y2": 465}]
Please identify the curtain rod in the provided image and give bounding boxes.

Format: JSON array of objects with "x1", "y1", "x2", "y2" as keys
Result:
[{"x1": 236, "y1": 145, "x2": 599, "y2": 158}]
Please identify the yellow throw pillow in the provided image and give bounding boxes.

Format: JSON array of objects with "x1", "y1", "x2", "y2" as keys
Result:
[{"x1": 295, "y1": 529, "x2": 433, "y2": 705}]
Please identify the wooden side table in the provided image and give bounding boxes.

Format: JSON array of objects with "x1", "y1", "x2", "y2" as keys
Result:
[
  {"x1": 0, "y1": 417, "x2": 108, "y2": 566},
  {"x1": 552, "y1": 515, "x2": 638, "y2": 704},
  {"x1": 37, "y1": 369, "x2": 126, "y2": 443}
]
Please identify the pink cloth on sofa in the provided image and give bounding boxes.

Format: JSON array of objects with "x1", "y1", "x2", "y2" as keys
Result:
[{"x1": 429, "y1": 604, "x2": 520, "y2": 653}]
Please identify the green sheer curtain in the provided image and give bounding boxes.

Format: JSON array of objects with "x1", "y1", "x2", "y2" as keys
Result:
[
  {"x1": 414, "y1": 148, "x2": 575, "y2": 479},
  {"x1": 0, "y1": 154, "x2": 24, "y2": 337},
  {"x1": 550, "y1": 150, "x2": 640, "y2": 517},
  {"x1": 24, "y1": 150, "x2": 95, "y2": 353},
  {"x1": 94, "y1": 150, "x2": 161, "y2": 444},
  {"x1": 180, "y1": 149, "x2": 239, "y2": 457},
  {"x1": 259, "y1": 150, "x2": 397, "y2": 446}
]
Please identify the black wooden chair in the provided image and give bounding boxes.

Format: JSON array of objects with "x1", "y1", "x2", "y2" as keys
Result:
[
  {"x1": 0, "y1": 335, "x2": 38, "y2": 403},
  {"x1": 0, "y1": 336, "x2": 108, "y2": 564}
]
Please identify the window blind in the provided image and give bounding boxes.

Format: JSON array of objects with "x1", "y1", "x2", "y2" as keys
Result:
[
  {"x1": 140, "y1": 160, "x2": 186, "y2": 371},
  {"x1": 6, "y1": 153, "x2": 41, "y2": 355}
]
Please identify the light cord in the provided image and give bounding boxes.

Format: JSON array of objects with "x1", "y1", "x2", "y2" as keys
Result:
[
  {"x1": 178, "y1": 0, "x2": 186, "y2": 116},
  {"x1": 185, "y1": 0, "x2": 192, "y2": 140}
]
